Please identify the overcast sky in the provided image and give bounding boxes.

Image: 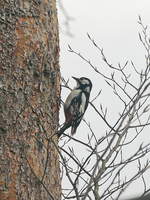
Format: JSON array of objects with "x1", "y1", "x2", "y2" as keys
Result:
[
  {"x1": 59, "y1": 0, "x2": 150, "y2": 116},
  {"x1": 60, "y1": 0, "x2": 150, "y2": 75},
  {"x1": 59, "y1": 0, "x2": 150, "y2": 136},
  {"x1": 58, "y1": 0, "x2": 150, "y2": 198}
]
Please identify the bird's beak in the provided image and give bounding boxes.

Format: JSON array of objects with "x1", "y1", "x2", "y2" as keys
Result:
[{"x1": 72, "y1": 76, "x2": 80, "y2": 82}]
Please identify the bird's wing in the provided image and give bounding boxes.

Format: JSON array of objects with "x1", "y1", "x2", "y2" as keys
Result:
[
  {"x1": 65, "y1": 90, "x2": 86, "y2": 118},
  {"x1": 71, "y1": 92, "x2": 87, "y2": 135}
]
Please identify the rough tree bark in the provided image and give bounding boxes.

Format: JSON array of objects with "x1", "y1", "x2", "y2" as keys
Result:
[{"x1": 0, "y1": 1, "x2": 61, "y2": 200}]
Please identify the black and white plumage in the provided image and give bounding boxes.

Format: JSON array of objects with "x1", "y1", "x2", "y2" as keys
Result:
[{"x1": 58, "y1": 76, "x2": 92, "y2": 137}]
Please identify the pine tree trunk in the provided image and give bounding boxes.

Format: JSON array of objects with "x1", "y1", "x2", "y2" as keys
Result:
[{"x1": 0, "y1": 1, "x2": 61, "y2": 199}]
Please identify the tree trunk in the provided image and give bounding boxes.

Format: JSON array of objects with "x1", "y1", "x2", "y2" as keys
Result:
[{"x1": 0, "y1": 1, "x2": 61, "y2": 200}]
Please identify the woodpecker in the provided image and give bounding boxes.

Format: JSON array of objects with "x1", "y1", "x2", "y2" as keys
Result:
[{"x1": 58, "y1": 76, "x2": 92, "y2": 137}]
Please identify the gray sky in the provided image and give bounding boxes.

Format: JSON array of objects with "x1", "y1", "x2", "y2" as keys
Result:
[
  {"x1": 59, "y1": 0, "x2": 150, "y2": 117},
  {"x1": 58, "y1": 0, "x2": 150, "y2": 198},
  {"x1": 59, "y1": 0, "x2": 150, "y2": 136},
  {"x1": 60, "y1": 0, "x2": 150, "y2": 72}
]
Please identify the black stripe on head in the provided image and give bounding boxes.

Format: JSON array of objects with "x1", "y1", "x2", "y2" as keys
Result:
[{"x1": 79, "y1": 77, "x2": 92, "y2": 91}]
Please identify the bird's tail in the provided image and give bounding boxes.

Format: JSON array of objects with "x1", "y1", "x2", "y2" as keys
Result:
[
  {"x1": 57, "y1": 122, "x2": 70, "y2": 138},
  {"x1": 71, "y1": 127, "x2": 77, "y2": 136}
]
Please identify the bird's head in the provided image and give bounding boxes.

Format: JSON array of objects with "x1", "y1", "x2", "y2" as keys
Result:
[{"x1": 72, "y1": 76, "x2": 92, "y2": 93}]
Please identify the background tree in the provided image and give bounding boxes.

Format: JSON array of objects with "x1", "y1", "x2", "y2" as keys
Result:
[
  {"x1": 59, "y1": 17, "x2": 150, "y2": 200},
  {"x1": 0, "y1": 1, "x2": 61, "y2": 200}
]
